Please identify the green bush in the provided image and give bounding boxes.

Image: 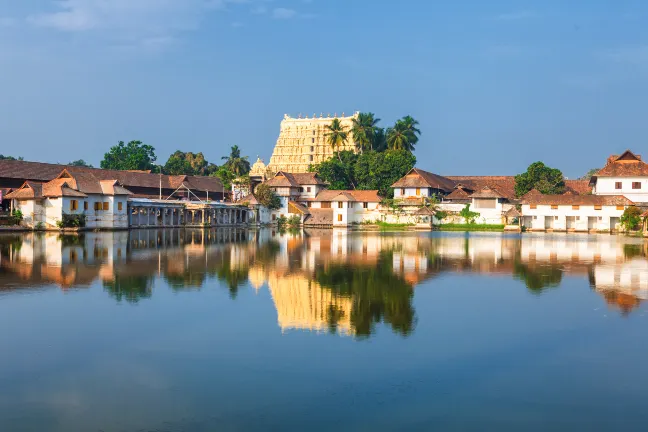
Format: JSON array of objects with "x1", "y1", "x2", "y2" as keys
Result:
[
  {"x1": 437, "y1": 223, "x2": 505, "y2": 232},
  {"x1": 56, "y1": 213, "x2": 87, "y2": 228},
  {"x1": 287, "y1": 215, "x2": 301, "y2": 227},
  {"x1": 276, "y1": 215, "x2": 287, "y2": 227},
  {"x1": 459, "y1": 204, "x2": 480, "y2": 224},
  {"x1": 620, "y1": 206, "x2": 642, "y2": 231}
]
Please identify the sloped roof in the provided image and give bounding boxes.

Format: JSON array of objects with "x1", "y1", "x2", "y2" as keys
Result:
[
  {"x1": 5, "y1": 181, "x2": 44, "y2": 200},
  {"x1": 445, "y1": 187, "x2": 471, "y2": 200},
  {"x1": 99, "y1": 180, "x2": 132, "y2": 195},
  {"x1": 471, "y1": 186, "x2": 504, "y2": 199},
  {"x1": 593, "y1": 150, "x2": 648, "y2": 179},
  {"x1": 304, "y1": 208, "x2": 333, "y2": 226},
  {"x1": 505, "y1": 207, "x2": 521, "y2": 217},
  {"x1": 446, "y1": 176, "x2": 517, "y2": 200},
  {"x1": 288, "y1": 201, "x2": 310, "y2": 215},
  {"x1": 265, "y1": 171, "x2": 326, "y2": 188},
  {"x1": 315, "y1": 189, "x2": 381, "y2": 202},
  {"x1": 391, "y1": 168, "x2": 456, "y2": 192},
  {"x1": 415, "y1": 206, "x2": 436, "y2": 215},
  {"x1": 0, "y1": 159, "x2": 223, "y2": 193},
  {"x1": 239, "y1": 194, "x2": 259, "y2": 205},
  {"x1": 564, "y1": 180, "x2": 592, "y2": 194},
  {"x1": 521, "y1": 188, "x2": 543, "y2": 200},
  {"x1": 521, "y1": 194, "x2": 633, "y2": 206}
]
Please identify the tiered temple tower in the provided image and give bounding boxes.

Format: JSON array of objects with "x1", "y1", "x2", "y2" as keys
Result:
[{"x1": 267, "y1": 112, "x2": 359, "y2": 174}]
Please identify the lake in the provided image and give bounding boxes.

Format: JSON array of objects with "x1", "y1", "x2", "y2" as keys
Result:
[{"x1": 1, "y1": 229, "x2": 648, "y2": 431}]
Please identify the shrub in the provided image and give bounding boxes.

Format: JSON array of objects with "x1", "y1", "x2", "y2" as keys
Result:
[
  {"x1": 57, "y1": 213, "x2": 87, "y2": 228},
  {"x1": 620, "y1": 206, "x2": 642, "y2": 231},
  {"x1": 34, "y1": 222, "x2": 45, "y2": 231},
  {"x1": 8, "y1": 209, "x2": 23, "y2": 226},
  {"x1": 287, "y1": 215, "x2": 301, "y2": 227},
  {"x1": 276, "y1": 215, "x2": 287, "y2": 227},
  {"x1": 459, "y1": 204, "x2": 480, "y2": 224},
  {"x1": 254, "y1": 184, "x2": 282, "y2": 210}
]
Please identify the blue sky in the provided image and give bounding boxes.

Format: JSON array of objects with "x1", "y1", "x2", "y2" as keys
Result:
[{"x1": 1, "y1": 0, "x2": 648, "y2": 178}]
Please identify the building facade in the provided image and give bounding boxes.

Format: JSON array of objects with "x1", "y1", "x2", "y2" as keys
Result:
[{"x1": 267, "y1": 112, "x2": 359, "y2": 174}]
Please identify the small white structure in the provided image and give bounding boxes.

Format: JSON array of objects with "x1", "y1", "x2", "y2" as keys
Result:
[
  {"x1": 263, "y1": 171, "x2": 328, "y2": 222},
  {"x1": 6, "y1": 169, "x2": 132, "y2": 229},
  {"x1": 520, "y1": 194, "x2": 632, "y2": 232}
]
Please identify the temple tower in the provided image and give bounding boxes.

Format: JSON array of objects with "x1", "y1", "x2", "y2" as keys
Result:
[{"x1": 267, "y1": 112, "x2": 359, "y2": 174}]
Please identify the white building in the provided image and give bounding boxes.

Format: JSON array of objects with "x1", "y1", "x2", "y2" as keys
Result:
[
  {"x1": 520, "y1": 193, "x2": 632, "y2": 232},
  {"x1": 6, "y1": 169, "x2": 132, "y2": 229},
  {"x1": 590, "y1": 150, "x2": 648, "y2": 203}
]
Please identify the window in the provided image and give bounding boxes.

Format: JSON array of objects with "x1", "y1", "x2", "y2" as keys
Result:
[
  {"x1": 322, "y1": 202, "x2": 331, "y2": 209},
  {"x1": 616, "y1": 205, "x2": 625, "y2": 211},
  {"x1": 70, "y1": 200, "x2": 78, "y2": 211},
  {"x1": 307, "y1": 187, "x2": 311, "y2": 192},
  {"x1": 551, "y1": 205, "x2": 558, "y2": 209},
  {"x1": 363, "y1": 202, "x2": 368, "y2": 209},
  {"x1": 533, "y1": 216, "x2": 537, "y2": 220},
  {"x1": 300, "y1": 187, "x2": 304, "y2": 192},
  {"x1": 594, "y1": 205, "x2": 602, "y2": 210},
  {"x1": 312, "y1": 130, "x2": 315, "y2": 136},
  {"x1": 633, "y1": 182, "x2": 641, "y2": 189},
  {"x1": 118, "y1": 202, "x2": 123, "y2": 211},
  {"x1": 94, "y1": 202, "x2": 101, "y2": 211},
  {"x1": 530, "y1": 204, "x2": 537, "y2": 209},
  {"x1": 338, "y1": 202, "x2": 343, "y2": 209},
  {"x1": 310, "y1": 146, "x2": 314, "y2": 152},
  {"x1": 337, "y1": 214, "x2": 342, "y2": 222},
  {"x1": 615, "y1": 182, "x2": 622, "y2": 189},
  {"x1": 554, "y1": 216, "x2": 559, "y2": 220},
  {"x1": 84, "y1": 201, "x2": 88, "y2": 210},
  {"x1": 272, "y1": 214, "x2": 276, "y2": 221},
  {"x1": 309, "y1": 155, "x2": 314, "y2": 162},
  {"x1": 103, "y1": 202, "x2": 109, "y2": 211},
  {"x1": 416, "y1": 188, "x2": 421, "y2": 196},
  {"x1": 400, "y1": 188, "x2": 405, "y2": 195},
  {"x1": 576, "y1": 216, "x2": 580, "y2": 221},
  {"x1": 572, "y1": 205, "x2": 580, "y2": 210},
  {"x1": 311, "y1": 138, "x2": 315, "y2": 144}
]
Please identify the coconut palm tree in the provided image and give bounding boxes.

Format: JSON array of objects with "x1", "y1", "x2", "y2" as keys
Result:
[
  {"x1": 372, "y1": 127, "x2": 387, "y2": 152},
  {"x1": 325, "y1": 118, "x2": 349, "y2": 162},
  {"x1": 386, "y1": 121, "x2": 414, "y2": 151},
  {"x1": 401, "y1": 115, "x2": 421, "y2": 143},
  {"x1": 221, "y1": 145, "x2": 250, "y2": 176},
  {"x1": 351, "y1": 112, "x2": 380, "y2": 154}
]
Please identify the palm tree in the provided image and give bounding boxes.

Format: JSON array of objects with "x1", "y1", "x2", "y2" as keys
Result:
[
  {"x1": 325, "y1": 118, "x2": 349, "y2": 162},
  {"x1": 351, "y1": 112, "x2": 380, "y2": 154},
  {"x1": 386, "y1": 121, "x2": 414, "y2": 151},
  {"x1": 221, "y1": 145, "x2": 250, "y2": 176},
  {"x1": 400, "y1": 115, "x2": 421, "y2": 147},
  {"x1": 373, "y1": 127, "x2": 387, "y2": 152}
]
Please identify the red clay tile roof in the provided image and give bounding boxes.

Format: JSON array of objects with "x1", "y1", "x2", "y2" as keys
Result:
[
  {"x1": 314, "y1": 190, "x2": 381, "y2": 202},
  {"x1": 470, "y1": 186, "x2": 504, "y2": 199},
  {"x1": 445, "y1": 187, "x2": 471, "y2": 200},
  {"x1": 5, "y1": 181, "x2": 43, "y2": 200},
  {"x1": 415, "y1": 206, "x2": 436, "y2": 215},
  {"x1": 391, "y1": 168, "x2": 456, "y2": 192},
  {"x1": 505, "y1": 207, "x2": 521, "y2": 217},
  {"x1": 521, "y1": 189, "x2": 542, "y2": 200},
  {"x1": 521, "y1": 194, "x2": 633, "y2": 206},
  {"x1": 564, "y1": 180, "x2": 592, "y2": 194},
  {"x1": 0, "y1": 159, "x2": 223, "y2": 193},
  {"x1": 593, "y1": 150, "x2": 648, "y2": 179},
  {"x1": 265, "y1": 171, "x2": 325, "y2": 188},
  {"x1": 446, "y1": 176, "x2": 517, "y2": 200},
  {"x1": 304, "y1": 208, "x2": 333, "y2": 225}
]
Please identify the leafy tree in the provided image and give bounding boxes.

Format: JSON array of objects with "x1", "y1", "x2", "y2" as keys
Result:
[
  {"x1": 100, "y1": 140, "x2": 157, "y2": 171},
  {"x1": 459, "y1": 204, "x2": 480, "y2": 224},
  {"x1": 164, "y1": 151, "x2": 216, "y2": 176},
  {"x1": 253, "y1": 183, "x2": 281, "y2": 210},
  {"x1": 579, "y1": 168, "x2": 600, "y2": 180},
  {"x1": 373, "y1": 127, "x2": 388, "y2": 152},
  {"x1": 213, "y1": 166, "x2": 237, "y2": 191},
  {"x1": 514, "y1": 162, "x2": 565, "y2": 197},
  {"x1": 400, "y1": 115, "x2": 421, "y2": 146},
  {"x1": 221, "y1": 145, "x2": 250, "y2": 176},
  {"x1": 325, "y1": 118, "x2": 349, "y2": 162},
  {"x1": 309, "y1": 151, "x2": 358, "y2": 190},
  {"x1": 351, "y1": 112, "x2": 380, "y2": 154},
  {"x1": 354, "y1": 149, "x2": 416, "y2": 197},
  {"x1": 0, "y1": 155, "x2": 23, "y2": 161},
  {"x1": 620, "y1": 206, "x2": 642, "y2": 231},
  {"x1": 68, "y1": 159, "x2": 93, "y2": 167}
]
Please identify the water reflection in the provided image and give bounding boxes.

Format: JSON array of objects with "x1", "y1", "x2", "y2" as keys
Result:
[{"x1": 1, "y1": 230, "x2": 648, "y2": 337}]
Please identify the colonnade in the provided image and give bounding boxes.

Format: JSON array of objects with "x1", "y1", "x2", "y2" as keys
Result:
[{"x1": 128, "y1": 204, "x2": 249, "y2": 228}]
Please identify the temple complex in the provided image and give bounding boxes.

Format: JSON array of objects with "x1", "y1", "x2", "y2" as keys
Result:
[{"x1": 267, "y1": 112, "x2": 359, "y2": 174}]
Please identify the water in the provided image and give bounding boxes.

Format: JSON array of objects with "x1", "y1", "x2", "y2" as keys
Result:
[{"x1": 1, "y1": 229, "x2": 648, "y2": 431}]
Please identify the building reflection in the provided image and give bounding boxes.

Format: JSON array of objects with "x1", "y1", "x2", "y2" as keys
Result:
[{"x1": 1, "y1": 230, "x2": 648, "y2": 337}]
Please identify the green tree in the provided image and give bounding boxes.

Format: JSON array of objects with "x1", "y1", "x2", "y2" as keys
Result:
[
  {"x1": 213, "y1": 166, "x2": 237, "y2": 191},
  {"x1": 400, "y1": 115, "x2": 421, "y2": 146},
  {"x1": 309, "y1": 151, "x2": 358, "y2": 190},
  {"x1": 325, "y1": 118, "x2": 349, "y2": 162},
  {"x1": 579, "y1": 168, "x2": 600, "y2": 180},
  {"x1": 68, "y1": 159, "x2": 93, "y2": 167},
  {"x1": 620, "y1": 206, "x2": 642, "y2": 231},
  {"x1": 100, "y1": 140, "x2": 157, "y2": 171},
  {"x1": 514, "y1": 162, "x2": 565, "y2": 197},
  {"x1": 354, "y1": 149, "x2": 416, "y2": 197},
  {"x1": 373, "y1": 127, "x2": 388, "y2": 152},
  {"x1": 164, "y1": 151, "x2": 215, "y2": 176},
  {"x1": 253, "y1": 183, "x2": 282, "y2": 210},
  {"x1": 221, "y1": 145, "x2": 250, "y2": 176},
  {"x1": 459, "y1": 204, "x2": 480, "y2": 224},
  {"x1": 0, "y1": 155, "x2": 23, "y2": 161},
  {"x1": 351, "y1": 112, "x2": 380, "y2": 154}
]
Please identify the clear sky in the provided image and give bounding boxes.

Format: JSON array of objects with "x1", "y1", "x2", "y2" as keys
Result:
[{"x1": 1, "y1": 0, "x2": 647, "y2": 178}]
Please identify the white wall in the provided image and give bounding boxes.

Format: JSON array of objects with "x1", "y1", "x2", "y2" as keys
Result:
[
  {"x1": 594, "y1": 177, "x2": 648, "y2": 202},
  {"x1": 521, "y1": 204, "x2": 626, "y2": 231},
  {"x1": 394, "y1": 187, "x2": 431, "y2": 199}
]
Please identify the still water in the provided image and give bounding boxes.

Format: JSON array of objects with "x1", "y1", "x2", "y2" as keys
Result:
[{"x1": 1, "y1": 229, "x2": 648, "y2": 431}]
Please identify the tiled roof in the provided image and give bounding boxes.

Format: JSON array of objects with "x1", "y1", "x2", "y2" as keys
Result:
[
  {"x1": 593, "y1": 150, "x2": 648, "y2": 178},
  {"x1": 445, "y1": 187, "x2": 471, "y2": 200},
  {"x1": 521, "y1": 189, "x2": 542, "y2": 200},
  {"x1": 470, "y1": 186, "x2": 504, "y2": 199},
  {"x1": 447, "y1": 176, "x2": 517, "y2": 200},
  {"x1": 415, "y1": 206, "x2": 436, "y2": 215},
  {"x1": 5, "y1": 182, "x2": 43, "y2": 200},
  {"x1": 314, "y1": 189, "x2": 381, "y2": 202},
  {"x1": 521, "y1": 194, "x2": 633, "y2": 206},
  {"x1": 265, "y1": 171, "x2": 326, "y2": 188},
  {"x1": 288, "y1": 201, "x2": 310, "y2": 215},
  {"x1": 239, "y1": 194, "x2": 259, "y2": 205},
  {"x1": 564, "y1": 180, "x2": 592, "y2": 194},
  {"x1": 505, "y1": 207, "x2": 521, "y2": 217},
  {"x1": 391, "y1": 168, "x2": 456, "y2": 192},
  {"x1": 304, "y1": 208, "x2": 333, "y2": 226},
  {"x1": 0, "y1": 159, "x2": 223, "y2": 193}
]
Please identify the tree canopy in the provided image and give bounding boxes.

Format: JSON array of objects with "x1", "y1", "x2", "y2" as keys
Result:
[
  {"x1": 514, "y1": 162, "x2": 565, "y2": 197},
  {"x1": 100, "y1": 140, "x2": 157, "y2": 171},
  {"x1": 221, "y1": 145, "x2": 250, "y2": 177},
  {"x1": 386, "y1": 116, "x2": 420, "y2": 151},
  {"x1": 351, "y1": 112, "x2": 380, "y2": 154},
  {"x1": 579, "y1": 168, "x2": 600, "y2": 180},
  {"x1": 325, "y1": 118, "x2": 349, "y2": 162},
  {"x1": 164, "y1": 151, "x2": 217, "y2": 176},
  {"x1": 254, "y1": 183, "x2": 282, "y2": 210},
  {"x1": 68, "y1": 159, "x2": 93, "y2": 167},
  {"x1": 0, "y1": 155, "x2": 23, "y2": 161}
]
